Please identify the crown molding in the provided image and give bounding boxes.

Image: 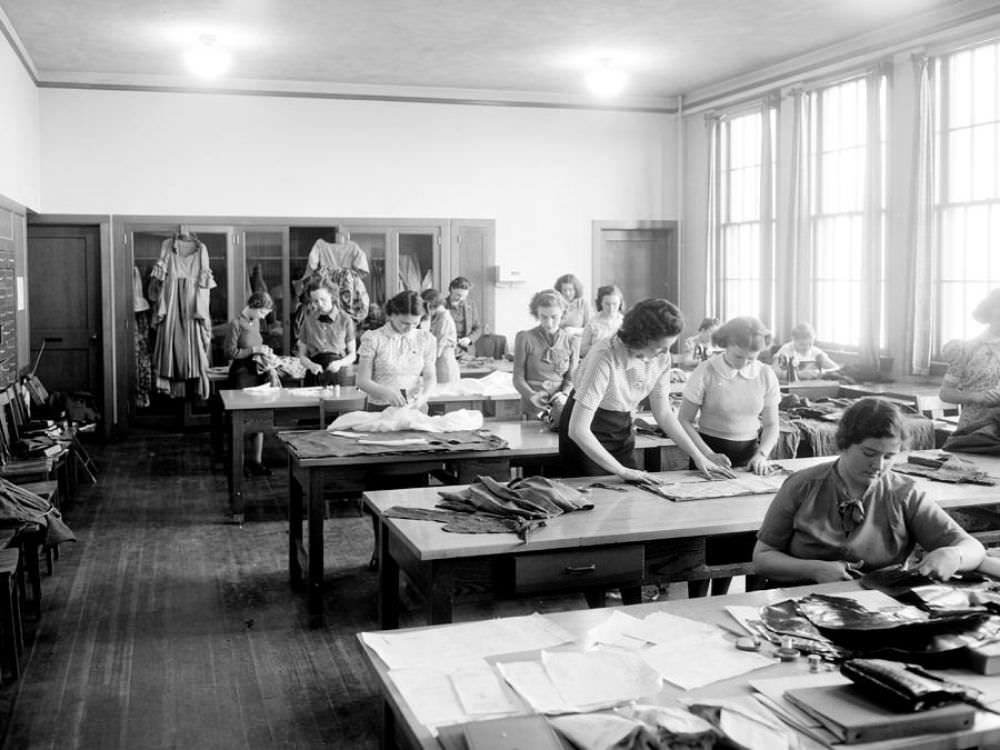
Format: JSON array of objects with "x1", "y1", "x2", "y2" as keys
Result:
[
  {"x1": 682, "y1": 0, "x2": 1000, "y2": 114},
  {"x1": 34, "y1": 71, "x2": 679, "y2": 113},
  {"x1": 0, "y1": 3, "x2": 37, "y2": 82}
]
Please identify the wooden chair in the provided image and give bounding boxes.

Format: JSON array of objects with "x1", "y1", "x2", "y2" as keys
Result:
[
  {"x1": 0, "y1": 387, "x2": 71, "y2": 506},
  {"x1": 915, "y1": 394, "x2": 961, "y2": 449},
  {"x1": 0, "y1": 547, "x2": 23, "y2": 682},
  {"x1": 19, "y1": 376, "x2": 98, "y2": 484}
]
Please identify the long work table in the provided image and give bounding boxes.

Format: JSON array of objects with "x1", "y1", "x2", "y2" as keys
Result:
[
  {"x1": 359, "y1": 580, "x2": 1000, "y2": 750},
  {"x1": 364, "y1": 452, "x2": 1000, "y2": 630},
  {"x1": 220, "y1": 386, "x2": 521, "y2": 522},
  {"x1": 280, "y1": 420, "x2": 682, "y2": 625}
]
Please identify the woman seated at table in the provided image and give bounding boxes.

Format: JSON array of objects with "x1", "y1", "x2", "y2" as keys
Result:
[
  {"x1": 224, "y1": 291, "x2": 275, "y2": 476},
  {"x1": 513, "y1": 289, "x2": 578, "y2": 419},
  {"x1": 940, "y1": 288, "x2": 1000, "y2": 430},
  {"x1": 579, "y1": 284, "x2": 624, "y2": 360},
  {"x1": 753, "y1": 397, "x2": 985, "y2": 584},
  {"x1": 358, "y1": 290, "x2": 436, "y2": 410},
  {"x1": 554, "y1": 273, "x2": 592, "y2": 339},
  {"x1": 296, "y1": 276, "x2": 357, "y2": 386},
  {"x1": 558, "y1": 298, "x2": 734, "y2": 481},
  {"x1": 771, "y1": 322, "x2": 839, "y2": 382}
]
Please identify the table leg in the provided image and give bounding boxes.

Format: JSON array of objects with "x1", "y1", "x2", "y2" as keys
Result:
[
  {"x1": 378, "y1": 519, "x2": 400, "y2": 630},
  {"x1": 427, "y1": 561, "x2": 455, "y2": 625},
  {"x1": 307, "y1": 468, "x2": 325, "y2": 627},
  {"x1": 230, "y1": 412, "x2": 246, "y2": 522},
  {"x1": 379, "y1": 697, "x2": 399, "y2": 750},
  {"x1": 289, "y1": 458, "x2": 303, "y2": 589}
]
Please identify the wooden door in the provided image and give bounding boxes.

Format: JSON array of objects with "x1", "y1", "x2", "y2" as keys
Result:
[
  {"x1": 27, "y1": 225, "x2": 103, "y2": 404},
  {"x1": 594, "y1": 224, "x2": 678, "y2": 308},
  {"x1": 451, "y1": 220, "x2": 495, "y2": 330}
]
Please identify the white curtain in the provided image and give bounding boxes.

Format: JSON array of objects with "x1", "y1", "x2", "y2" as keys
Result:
[
  {"x1": 704, "y1": 113, "x2": 722, "y2": 317},
  {"x1": 859, "y1": 67, "x2": 885, "y2": 369},
  {"x1": 759, "y1": 96, "x2": 776, "y2": 328},
  {"x1": 777, "y1": 87, "x2": 812, "y2": 340},
  {"x1": 904, "y1": 54, "x2": 936, "y2": 375}
]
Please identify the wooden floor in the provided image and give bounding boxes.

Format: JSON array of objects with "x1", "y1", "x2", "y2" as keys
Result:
[{"x1": 0, "y1": 428, "x2": 608, "y2": 749}]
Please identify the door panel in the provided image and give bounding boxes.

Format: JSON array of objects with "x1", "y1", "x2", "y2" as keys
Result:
[
  {"x1": 452, "y1": 221, "x2": 494, "y2": 331},
  {"x1": 597, "y1": 228, "x2": 677, "y2": 307},
  {"x1": 28, "y1": 225, "x2": 102, "y2": 403}
]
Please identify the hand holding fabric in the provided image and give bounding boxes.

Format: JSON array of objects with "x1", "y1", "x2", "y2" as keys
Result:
[{"x1": 916, "y1": 547, "x2": 963, "y2": 580}]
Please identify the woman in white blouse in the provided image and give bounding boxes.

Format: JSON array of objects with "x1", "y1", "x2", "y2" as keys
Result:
[{"x1": 357, "y1": 290, "x2": 437, "y2": 409}]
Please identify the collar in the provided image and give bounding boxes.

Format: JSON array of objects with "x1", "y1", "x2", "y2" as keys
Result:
[
  {"x1": 237, "y1": 311, "x2": 254, "y2": 325},
  {"x1": 708, "y1": 352, "x2": 761, "y2": 380}
]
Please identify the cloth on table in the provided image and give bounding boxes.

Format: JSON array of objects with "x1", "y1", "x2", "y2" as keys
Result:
[
  {"x1": 0, "y1": 479, "x2": 75, "y2": 548},
  {"x1": 280, "y1": 428, "x2": 507, "y2": 459},
  {"x1": 942, "y1": 414, "x2": 1000, "y2": 454},
  {"x1": 382, "y1": 506, "x2": 545, "y2": 537},
  {"x1": 329, "y1": 406, "x2": 484, "y2": 433},
  {"x1": 793, "y1": 414, "x2": 935, "y2": 457},
  {"x1": 892, "y1": 452, "x2": 996, "y2": 485},
  {"x1": 549, "y1": 705, "x2": 717, "y2": 750}
]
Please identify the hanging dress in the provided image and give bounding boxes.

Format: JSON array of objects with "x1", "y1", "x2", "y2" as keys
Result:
[
  {"x1": 302, "y1": 238, "x2": 371, "y2": 323},
  {"x1": 133, "y1": 265, "x2": 152, "y2": 408},
  {"x1": 148, "y1": 236, "x2": 216, "y2": 399}
]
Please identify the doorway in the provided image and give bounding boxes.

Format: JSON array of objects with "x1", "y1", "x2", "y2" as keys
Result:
[
  {"x1": 592, "y1": 222, "x2": 678, "y2": 307},
  {"x1": 27, "y1": 224, "x2": 104, "y2": 412}
]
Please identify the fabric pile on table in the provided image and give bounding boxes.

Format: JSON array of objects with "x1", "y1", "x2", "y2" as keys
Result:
[
  {"x1": 281, "y1": 427, "x2": 506, "y2": 459},
  {"x1": 329, "y1": 406, "x2": 483, "y2": 433},
  {"x1": 943, "y1": 414, "x2": 1000, "y2": 454},
  {"x1": 893, "y1": 451, "x2": 996, "y2": 485},
  {"x1": 384, "y1": 475, "x2": 593, "y2": 539}
]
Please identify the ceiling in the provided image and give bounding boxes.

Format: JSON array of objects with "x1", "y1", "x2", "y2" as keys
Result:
[{"x1": 0, "y1": 0, "x2": 993, "y2": 107}]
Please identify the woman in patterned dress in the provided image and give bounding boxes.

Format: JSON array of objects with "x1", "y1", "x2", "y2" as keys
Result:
[
  {"x1": 357, "y1": 291, "x2": 436, "y2": 409},
  {"x1": 940, "y1": 289, "x2": 1000, "y2": 430}
]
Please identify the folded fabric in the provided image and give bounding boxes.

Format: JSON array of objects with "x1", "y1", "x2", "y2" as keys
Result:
[
  {"x1": 942, "y1": 414, "x2": 1000, "y2": 454},
  {"x1": 329, "y1": 406, "x2": 484, "y2": 433}
]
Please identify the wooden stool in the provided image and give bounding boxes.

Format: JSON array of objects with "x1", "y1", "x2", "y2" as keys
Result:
[{"x1": 0, "y1": 548, "x2": 24, "y2": 681}]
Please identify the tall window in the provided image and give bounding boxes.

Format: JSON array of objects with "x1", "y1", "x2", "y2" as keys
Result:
[
  {"x1": 719, "y1": 107, "x2": 776, "y2": 322},
  {"x1": 809, "y1": 75, "x2": 886, "y2": 349},
  {"x1": 936, "y1": 40, "x2": 1000, "y2": 346}
]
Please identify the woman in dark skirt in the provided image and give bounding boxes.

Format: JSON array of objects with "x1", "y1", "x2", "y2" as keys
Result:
[
  {"x1": 224, "y1": 291, "x2": 274, "y2": 476},
  {"x1": 558, "y1": 298, "x2": 733, "y2": 481}
]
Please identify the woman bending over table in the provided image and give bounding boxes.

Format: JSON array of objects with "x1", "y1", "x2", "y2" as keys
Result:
[
  {"x1": 753, "y1": 397, "x2": 984, "y2": 584},
  {"x1": 358, "y1": 290, "x2": 436, "y2": 410},
  {"x1": 558, "y1": 298, "x2": 734, "y2": 481},
  {"x1": 939, "y1": 288, "x2": 1000, "y2": 430}
]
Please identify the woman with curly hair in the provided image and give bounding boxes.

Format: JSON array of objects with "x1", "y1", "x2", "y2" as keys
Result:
[
  {"x1": 558, "y1": 298, "x2": 735, "y2": 481},
  {"x1": 939, "y1": 288, "x2": 1000, "y2": 430},
  {"x1": 513, "y1": 289, "x2": 578, "y2": 418},
  {"x1": 554, "y1": 273, "x2": 592, "y2": 338},
  {"x1": 579, "y1": 284, "x2": 624, "y2": 359}
]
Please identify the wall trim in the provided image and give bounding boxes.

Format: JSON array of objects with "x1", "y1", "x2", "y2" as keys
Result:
[{"x1": 0, "y1": 4, "x2": 37, "y2": 82}]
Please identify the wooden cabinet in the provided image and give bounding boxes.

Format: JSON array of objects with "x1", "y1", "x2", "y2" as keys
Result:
[{"x1": 116, "y1": 216, "x2": 494, "y2": 432}]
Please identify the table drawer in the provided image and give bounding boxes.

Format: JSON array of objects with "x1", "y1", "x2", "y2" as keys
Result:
[{"x1": 514, "y1": 545, "x2": 644, "y2": 595}]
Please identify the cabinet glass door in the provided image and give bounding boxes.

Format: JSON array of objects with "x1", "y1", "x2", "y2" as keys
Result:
[
  {"x1": 398, "y1": 232, "x2": 438, "y2": 294},
  {"x1": 350, "y1": 232, "x2": 388, "y2": 309},
  {"x1": 244, "y1": 229, "x2": 288, "y2": 354}
]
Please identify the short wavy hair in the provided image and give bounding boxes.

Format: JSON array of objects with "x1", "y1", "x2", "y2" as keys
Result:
[
  {"x1": 972, "y1": 289, "x2": 1000, "y2": 325},
  {"x1": 448, "y1": 276, "x2": 472, "y2": 291},
  {"x1": 529, "y1": 289, "x2": 567, "y2": 318},
  {"x1": 554, "y1": 274, "x2": 584, "y2": 300},
  {"x1": 712, "y1": 316, "x2": 771, "y2": 351},
  {"x1": 594, "y1": 284, "x2": 624, "y2": 312},
  {"x1": 420, "y1": 289, "x2": 444, "y2": 308},
  {"x1": 835, "y1": 397, "x2": 908, "y2": 451},
  {"x1": 385, "y1": 290, "x2": 424, "y2": 317},
  {"x1": 697, "y1": 316, "x2": 720, "y2": 332},
  {"x1": 303, "y1": 273, "x2": 335, "y2": 297},
  {"x1": 617, "y1": 298, "x2": 685, "y2": 349},
  {"x1": 247, "y1": 291, "x2": 273, "y2": 309},
  {"x1": 791, "y1": 322, "x2": 816, "y2": 340}
]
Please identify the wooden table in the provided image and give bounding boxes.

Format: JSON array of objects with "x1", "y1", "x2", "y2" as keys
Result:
[
  {"x1": 280, "y1": 421, "x2": 681, "y2": 625},
  {"x1": 365, "y1": 453, "x2": 1000, "y2": 629},
  {"x1": 359, "y1": 580, "x2": 1000, "y2": 750},
  {"x1": 220, "y1": 387, "x2": 521, "y2": 522}
]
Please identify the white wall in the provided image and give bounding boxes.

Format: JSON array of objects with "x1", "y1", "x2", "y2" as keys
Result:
[
  {"x1": 39, "y1": 88, "x2": 678, "y2": 339},
  {"x1": 0, "y1": 32, "x2": 40, "y2": 209}
]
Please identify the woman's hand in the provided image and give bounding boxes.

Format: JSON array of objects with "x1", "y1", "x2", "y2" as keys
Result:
[
  {"x1": 809, "y1": 559, "x2": 863, "y2": 583},
  {"x1": 705, "y1": 451, "x2": 732, "y2": 470},
  {"x1": 693, "y1": 457, "x2": 736, "y2": 479},
  {"x1": 917, "y1": 547, "x2": 963, "y2": 580},
  {"x1": 747, "y1": 452, "x2": 772, "y2": 476},
  {"x1": 307, "y1": 362, "x2": 323, "y2": 375},
  {"x1": 383, "y1": 389, "x2": 408, "y2": 407},
  {"x1": 528, "y1": 391, "x2": 550, "y2": 410},
  {"x1": 458, "y1": 336, "x2": 472, "y2": 349},
  {"x1": 325, "y1": 361, "x2": 341, "y2": 373},
  {"x1": 618, "y1": 467, "x2": 660, "y2": 484}
]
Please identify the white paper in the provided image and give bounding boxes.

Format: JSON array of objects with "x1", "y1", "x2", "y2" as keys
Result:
[
  {"x1": 496, "y1": 660, "x2": 574, "y2": 714},
  {"x1": 585, "y1": 610, "x2": 650, "y2": 650},
  {"x1": 623, "y1": 610, "x2": 719, "y2": 645},
  {"x1": 639, "y1": 631, "x2": 773, "y2": 689},
  {"x1": 450, "y1": 665, "x2": 517, "y2": 716},
  {"x1": 541, "y1": 650, "x2": 662, "y2": 711},
  {"x1": 389, "y1": 668, "x2": 468, "y2": 733},
  {"x1": 360, "y1": 613, "x2": 574, "y2": 671}
]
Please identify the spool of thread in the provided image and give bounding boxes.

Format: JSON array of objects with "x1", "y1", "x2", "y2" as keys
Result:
[
  {"x1": 776, "y1": 636, "x2": 800, "y2": 662},
  {"x1": 808, "y1": 654, "x2": 821, "y2": 672}
]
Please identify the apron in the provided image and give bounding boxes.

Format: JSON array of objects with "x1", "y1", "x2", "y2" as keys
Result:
[{"x1": 557, "y1": 393, "x2": 636, "y2": 476}]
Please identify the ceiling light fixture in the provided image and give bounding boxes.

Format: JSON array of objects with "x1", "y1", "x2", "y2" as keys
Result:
[
  {"x1": 184, "y1": 34, "x2": 231, "y2": 79},
  {"x1": 585, "y1": 59, "x2": 628, "y2": 98}
]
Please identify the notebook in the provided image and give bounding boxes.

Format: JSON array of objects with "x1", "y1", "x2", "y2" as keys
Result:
[{"x1": 784, "y1": 684, "x2": 975, "y2": 745}]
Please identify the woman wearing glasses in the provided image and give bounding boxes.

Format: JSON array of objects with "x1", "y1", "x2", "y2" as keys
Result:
[{"x1": 558, "y1": 298, "x2": 734, "y2": 481}]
